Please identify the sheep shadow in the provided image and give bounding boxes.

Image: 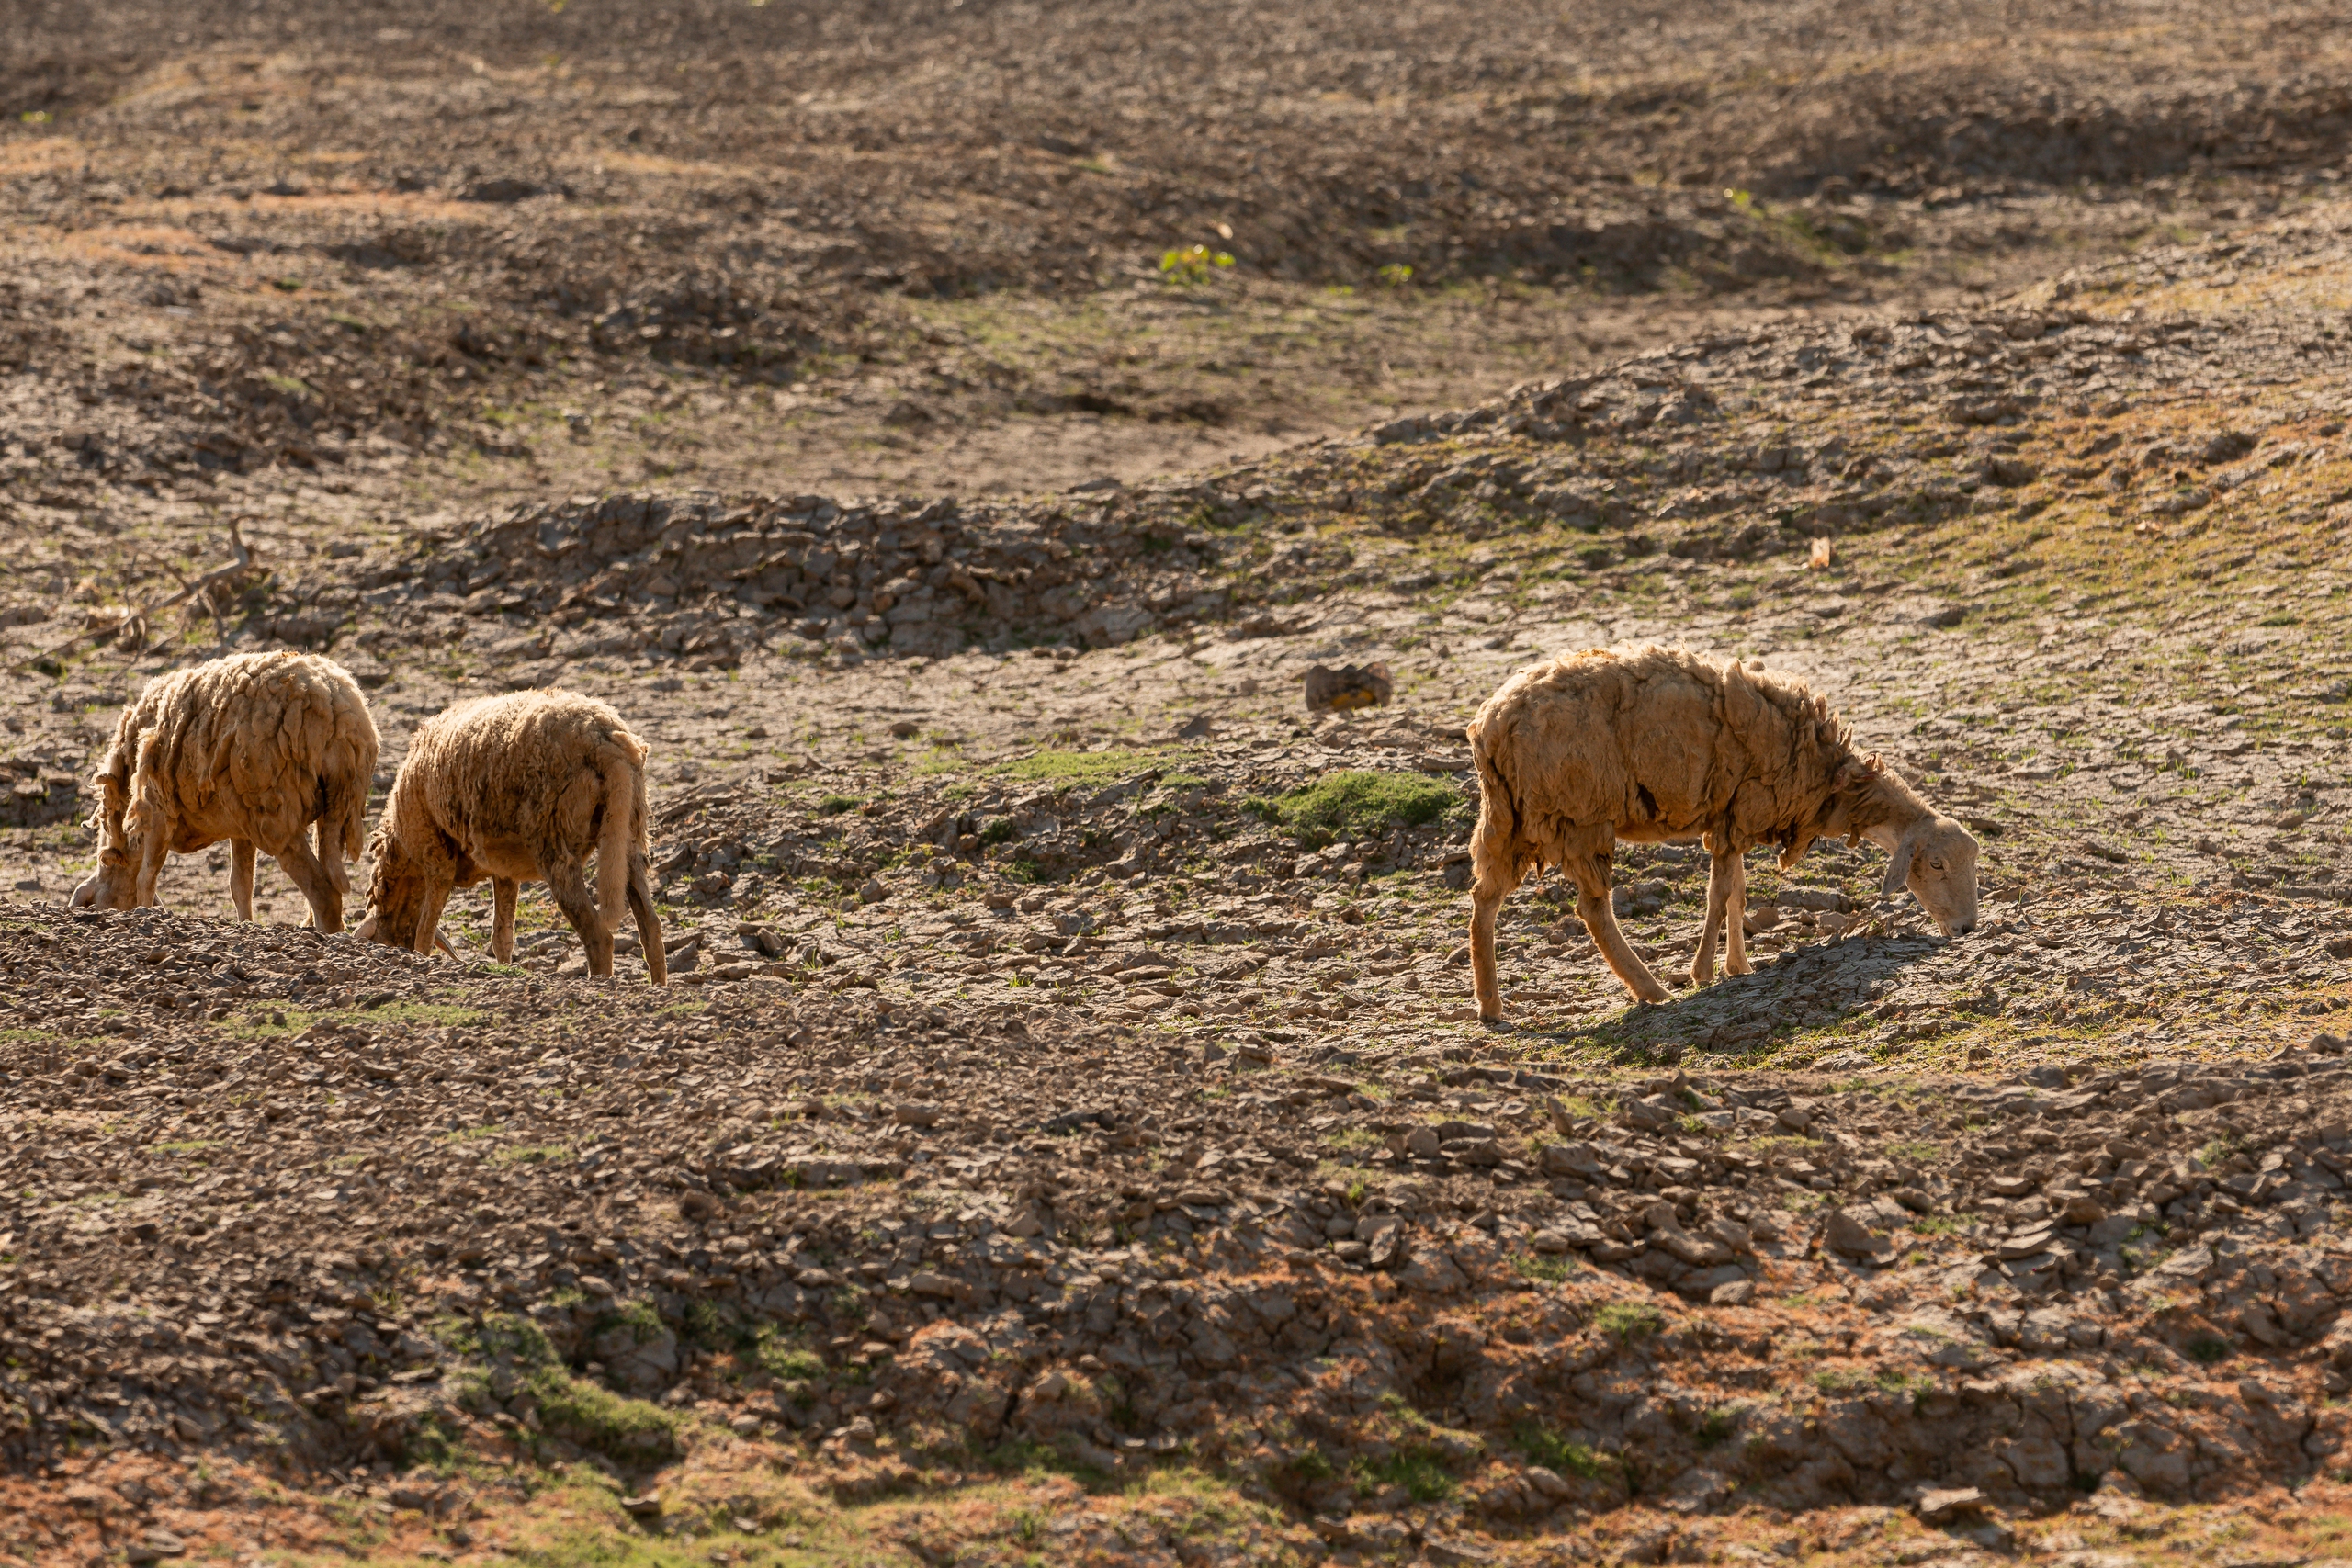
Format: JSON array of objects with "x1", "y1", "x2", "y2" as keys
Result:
[{"x1": 1516, "y1": 930, "x2": 1951, "y2": 1066}]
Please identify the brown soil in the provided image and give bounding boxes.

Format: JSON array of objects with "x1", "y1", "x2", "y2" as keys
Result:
[{"x1": 9, "y1": 5, "x2": 2352, "y2": 1567}]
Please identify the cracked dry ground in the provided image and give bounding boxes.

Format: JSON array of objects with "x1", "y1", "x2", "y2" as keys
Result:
[{"x1": 23, "y1": 214, "x2": 2352, "y2": 1568}]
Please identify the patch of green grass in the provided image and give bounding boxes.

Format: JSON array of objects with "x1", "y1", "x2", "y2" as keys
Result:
[
  {"x1": 818, "y1": 794, "x2": 863, "y2": 815},
  {"x1": 1511, "y1": 1252, "x2": 1579, "y2": 1283},
  {"x1": 1694, "y1": 1404, "x2": 1743, "y2": 1450},
  {"x1": 525, "y1": 1364, "x2": 682, "y2": 1461},
  {"x1": 752, "y1": 1324, "x2": 822, "y2": 1382},
  {"x1": 1355, "y1": 1448, "x2": 1455, "y2": 1503},
  {"x1": 2186, "y1": 1334, "x2": 2234, "y2": 1365},
  {"x1": 150, "y1": 1139, "x2": 219, "y2": 1156},
  {"x1": 1590, "y1": 1302, "x2": 1666, "y2": 1341},
  {"x1": 440, "y1": 1123, "x2": 504, "y2": 1144},
  {"x1": 1513, "y1": 1423, "x2": 1620, "y2": 1481},
  {"x1": 994, "y1": 747, "x2": 1192, "y2": 787},
  {"x1": 1246, "y1": 769, "x2": 1463, "y2": 849}
]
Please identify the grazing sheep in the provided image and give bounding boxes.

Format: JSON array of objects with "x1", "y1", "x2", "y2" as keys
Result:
[
  {"x1": 355, "y1": 690, "x2": 666, "y2": 983},
  {"x1": 71, "y1": 651, "x2": 379, "y2": 931},
  {"x1": 1465, "y1": 645, "x2": 1978, "y2": 1016}
]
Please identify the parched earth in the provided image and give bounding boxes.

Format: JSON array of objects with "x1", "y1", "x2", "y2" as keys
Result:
[{"x1": 15, "y1": 7, "x2": 2352, "y2": 1568}]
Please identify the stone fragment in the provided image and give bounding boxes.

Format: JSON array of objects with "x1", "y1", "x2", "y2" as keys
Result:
[
  {"x1": 1824, "y1": 1208, "x2": 1894, "y2": 1259},
  {"x1": 1913, "y1": 1486, "x2": 1985, "y2": 1525},
  {"x1": 1303, "y1": 662, "x2": 1393, "y2": 712}
]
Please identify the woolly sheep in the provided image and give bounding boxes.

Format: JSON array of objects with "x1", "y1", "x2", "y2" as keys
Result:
[
  {"x1": 354, "y1": 689, "x2": 667, "y2": 984},
  {"x1": 70, "y1": 651, "x2": 379, "y2": 931},
  {"x1": 1465, "y1": 645, "x2": 1978, "y2": 1016}
]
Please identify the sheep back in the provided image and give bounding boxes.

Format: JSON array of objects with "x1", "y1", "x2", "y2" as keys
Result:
[
  {"x1": 379, "y1": 690, "x2": 650, "y2": 883},
  {"x1": 1467, "y1": 645, "x2": 1857, "y2": 863},
  {"x1": 98, "y1": 650, "x2": 379, "y2": 862}
]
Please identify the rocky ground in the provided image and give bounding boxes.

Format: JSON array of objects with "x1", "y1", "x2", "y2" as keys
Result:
[{"x1": 12, "y1": 4, "x2": 2352, "y2": 1567}]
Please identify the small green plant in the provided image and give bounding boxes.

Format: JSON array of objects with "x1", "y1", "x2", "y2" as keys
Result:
[
  {"x1": 1591, "y1": 1302, "x2": 1666, "y2": 1341},
  {"x1": 21, "y1": 109, "x2": 53, "y2": 125},
  {"x1": 1512, "y1": 1252, "x2": 1579, "y2": 1283},
  {"x1": 1376, "y1": 263, "x2": 1414, "y2": 287},
  {"x1": 1357, "y1": 1448, "x2": 1454, "y2": 1502},
  {"x1": 1285, "y1": 1449, "x2": 1338, "y2": 1483},
  {"x1": 525, "y1": 1364, "x2": 681, "y2": 1461},
  {"x1": 1694, "y1": 1405, "x2": 1742, "y2": 1450},
  {"x1": 2186, "y1": 1334, "x2": 2234, "y2": 1365},
  {"x1": 1514, "y1": 1423, "x2": 1619, "y2": 1480},
  {"x1": 818, "y1": 795, "x2": 862, "y2": 815},
  {"x1": 1159, "y1": 244, "x2": 1235, "y2": 285}
]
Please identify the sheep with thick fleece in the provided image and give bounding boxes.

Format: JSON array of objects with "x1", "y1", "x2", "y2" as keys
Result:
[
  {"x1": 1466, "y1": 646, "x2": 1977, "y2": 1016},
  {"x1": 71, "y1": 651, "x2": 379, "y2": 931},
  {"x1": 355, "y1": 690, "x2": 666, "y2": 983}
]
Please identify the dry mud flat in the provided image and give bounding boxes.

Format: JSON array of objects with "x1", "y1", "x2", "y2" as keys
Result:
[
  {"x1": 13, "y1": 902, "x2": 2352, "y2": 1568},
  {"x1": 19, "y1": 148, "x2": 2352, "y2": 1568}
]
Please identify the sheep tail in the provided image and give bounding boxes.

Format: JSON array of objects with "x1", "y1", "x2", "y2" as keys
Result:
[
  {"x1": 326, "y1": 745, "x2": 372, "y2": 865},
  {"x1": 594, "y1": 739, "x2": 648, "y2": 938},
  {"x1": 1468, "y1": 725, "x2": 1522, "y2": 875}
]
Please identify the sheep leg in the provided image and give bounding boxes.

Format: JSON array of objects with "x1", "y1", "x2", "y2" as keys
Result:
[
  {"x1": 1723, "y1": 853, "x2": 1753, "y2": 977},
  {"x1": 315, "y1": 816, "x2": 351, "y2": 907},
  {"x1": 543, "y1": 859, "x2": 615, "y2": 978},
  {"x1": 229, "y1": 840, "x2": 256, "y2": 922},
  {"x1": 411, "y1": 881, "x2": 455, "y2": 958},
  {"x1": 1567, "y1": 852, "x2": 1670, "y2": 1006},
  {"x1": 491, "y1": 878, "x2": 519, "y2": 963},
  {"x1": 1691, "y1": 842, "x2": 1740, "y2": 988},
  {"x1": 1468, "y1": 858, "x2": 1525, "y2": 1023},
  {"x1": 272, "y1": 835, "x2": 344, "y2": 932},
  {"x1": 627, "y1": 851, "x2": 668, "y2": 987}
]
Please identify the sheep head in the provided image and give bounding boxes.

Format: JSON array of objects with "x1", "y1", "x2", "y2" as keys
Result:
[
  {"x1": 69, "y1": 784, "x2": 139, "y2": 909},
  {"x1": 69, "y1": 844, "x2": 138, "y2": 910},
  {"x1": 1882, "y1": 816, "x2": 1979, "y2": 937},
  {"x1": 355, "y1": 826, "x2": 435, "y2": 954}
]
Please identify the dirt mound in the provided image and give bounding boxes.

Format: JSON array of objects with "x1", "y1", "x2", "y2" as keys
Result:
[{"x1": 429, "y1": 488, "x2": 1234, "y2": 666}]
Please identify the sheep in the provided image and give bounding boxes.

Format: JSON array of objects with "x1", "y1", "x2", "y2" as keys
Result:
[
  {"x1": 354, "y1": 689, "x2": 667, "y2": 984},
  {"x1": 70, "y1": 651, "x2": 379, "y2": 931},
  {"x1": 1465, "y1": 645, "x2": 1978, "y2": 1017}
]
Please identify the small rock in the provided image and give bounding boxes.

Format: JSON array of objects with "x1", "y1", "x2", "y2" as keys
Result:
[
  {"x1": 1913, "y1": 1485, "x2": 1986, "y2": 1525},
  {"x1": 1303, "y1": 661, "x2": 1393, "y2": 712},
  {"x1": 1824, "y1": 1208, "x2": 1894, "y2": 1259},
  {"x1": 2062, "y1": 1194, "x2": 2108, "y2": 1225}
]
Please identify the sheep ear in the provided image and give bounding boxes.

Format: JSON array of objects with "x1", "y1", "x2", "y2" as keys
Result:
[{"x1": 1881, "y1": 834, "x2": 1917, "y2": 901}]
